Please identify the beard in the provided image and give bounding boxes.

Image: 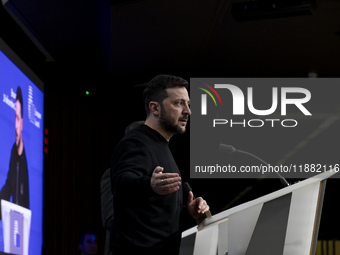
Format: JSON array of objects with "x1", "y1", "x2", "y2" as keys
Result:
[{"x1": 159, "y1": 105, "x2": 187, "y2": 135}]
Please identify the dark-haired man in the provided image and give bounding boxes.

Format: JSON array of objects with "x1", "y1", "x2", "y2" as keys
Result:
[
  {"x1": 110, "y1": 75, "x2": 209, "y2": 255},
  {"x1": 0, "y1": 86, "x2": 29, "y2": 213}
]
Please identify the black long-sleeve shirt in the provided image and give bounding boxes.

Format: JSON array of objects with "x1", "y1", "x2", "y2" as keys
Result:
[
  {"x1": 0, "y1": 143, "x2": 29, "y2": 219},
  {"x1": 110, "y1": 124, "x2": 185, "y2": 254}
]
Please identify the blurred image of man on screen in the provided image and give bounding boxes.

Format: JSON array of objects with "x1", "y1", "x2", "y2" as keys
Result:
[{"x1": 0, "y1": 86, "x2": 29, "y2": 218}]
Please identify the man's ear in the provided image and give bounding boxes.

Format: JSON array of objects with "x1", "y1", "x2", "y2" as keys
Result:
[{"x1": 149, "y1": 101, "x2": 160, "y2": 116}]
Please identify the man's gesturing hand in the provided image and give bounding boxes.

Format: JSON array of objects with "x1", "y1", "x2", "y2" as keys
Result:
[
  {"x1": 187, "y1": 191, "x2": 210, "y2": 221},
  {"x1": 150, "y1": 166, "x2": 181, "y2": 195}
]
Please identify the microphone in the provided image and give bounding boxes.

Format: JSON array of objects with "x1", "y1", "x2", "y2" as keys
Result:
[
  {"x1": 183, "y1": 182, "x2": 193, "y2": 197},
  {"x1": 183, "y1": 182, "x2": 212, "y2": 218},
  {"x1": 218, "y1": 144, "x2": 290, "y2": 187}
]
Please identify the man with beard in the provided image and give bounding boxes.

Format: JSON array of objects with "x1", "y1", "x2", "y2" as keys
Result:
[
  {"x1": 0, "y1": 86, "x2": 29, "y2": 218},
  {"x1": 110, "y1": 74, "x2": 209, "y2": 255}
]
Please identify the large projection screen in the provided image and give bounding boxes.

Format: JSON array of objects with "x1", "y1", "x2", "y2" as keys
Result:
[{"x1": 0, "y1": 37, "x2": 44, "y2": 255}]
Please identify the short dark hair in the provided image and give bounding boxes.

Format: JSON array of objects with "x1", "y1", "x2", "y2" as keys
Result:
[
  {"x1": 16, "y1": 86, "x2": 23, "y2": 119},
  {"x1": 143, "y1": 74, "x2": 188, "y2": 115}
]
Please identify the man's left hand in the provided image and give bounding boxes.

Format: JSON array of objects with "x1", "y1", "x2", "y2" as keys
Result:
[{"x1": 186, "y1": 191, "x2": 210, "y2": 220}]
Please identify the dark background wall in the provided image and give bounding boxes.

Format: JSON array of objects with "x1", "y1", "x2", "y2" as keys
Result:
[{"x1": 1, "y1": 1, "x2": 340, "y2": 254}]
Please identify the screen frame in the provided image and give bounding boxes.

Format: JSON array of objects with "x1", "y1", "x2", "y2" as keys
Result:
[{"x1": 0, "y1": 37, "x2": 44, "y2": 93}]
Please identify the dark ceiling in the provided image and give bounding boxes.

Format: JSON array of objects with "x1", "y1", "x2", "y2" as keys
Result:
[{"x1": 2, "y1": 0, "x2": 340, "y2": 81}]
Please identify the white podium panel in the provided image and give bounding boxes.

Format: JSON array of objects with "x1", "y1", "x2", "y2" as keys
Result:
[
  {"x1": 1, "y1": 200, "x2": 31, "y2": 255},
  {"x1": 180, "y1": 170, "x2": 336, "y2": 255}
]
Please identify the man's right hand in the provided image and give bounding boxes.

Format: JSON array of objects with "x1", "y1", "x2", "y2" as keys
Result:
[{"x1": 150, "y1": 166, "x2": 181, "y2": 195}]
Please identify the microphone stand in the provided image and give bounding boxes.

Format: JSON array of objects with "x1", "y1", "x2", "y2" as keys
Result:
[{"x1": 219, "y1": 144, "x2": 290, "y2": 187}]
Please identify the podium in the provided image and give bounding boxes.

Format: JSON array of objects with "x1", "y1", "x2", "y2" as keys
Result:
[
  {"x1": 1, "y1": 200, "x2": 31, "y2": 255},
  {"x1": 180, "y1": 170, "x2": 337, "y2": 255}
]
